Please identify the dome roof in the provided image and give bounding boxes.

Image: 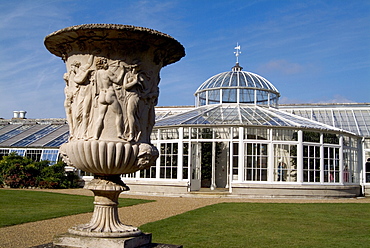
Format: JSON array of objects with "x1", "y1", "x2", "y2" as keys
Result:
[
  {"x1": 194, "y1": 63, "x2": 280, "y2": 107},
  {"x1": 196, "y1": 63, "x2": 279, "y2": 92}
]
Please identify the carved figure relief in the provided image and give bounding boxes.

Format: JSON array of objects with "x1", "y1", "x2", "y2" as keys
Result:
[
  {"x1": 73, "y1": 55, "x2": 94, "y2": 140},
  {"x1": 63, "y1": 61, "x2": 80, "y2": 138},
  {"x1": 63, "y1": 55, "x2": 159, "y2": 144},
  {"x1": 138, "y1": 72, "x2": 159, "y2": 143},
  {"x1": 93, "y1": 58, "x2": 125, "y2": 140},
  {"x1": 123, "y1": 64, "x2": 142, "y2": 142}
]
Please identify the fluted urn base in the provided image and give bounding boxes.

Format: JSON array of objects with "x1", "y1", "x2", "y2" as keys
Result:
[{"x1": 68, "y1": 176, "x2": 142, "y2": 238}]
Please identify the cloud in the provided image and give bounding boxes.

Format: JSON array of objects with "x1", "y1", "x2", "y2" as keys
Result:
[
  {"x1": 279, "y1": 96, "x2": 305, "y2": 105},
  {"x1": 279, "y1": 95, "x2": 358, "y2": 105},
  {"x1": 258, "y1": 59, "x2": 305, "y2": 75},
  {"x1": 99, "y1": 0, "x2": 182, "y2": 33},
  {"x1": 316, "y1": 95, "x2": 357, "y2": 104}
]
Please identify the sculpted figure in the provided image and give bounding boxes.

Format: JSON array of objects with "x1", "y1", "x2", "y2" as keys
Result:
[
  {"x1": 63, "y1": 61, "x2": 80, "y2": 138},
  {"x1": 135, "y1": 71, "x2": 159, "y2": 143},
  {"x1": 93, "y1": 58, "x2": 125, "y2": 140},
  {"x1": 73, "y1": 55, "x2": 95, "y2": 140},
  {"x1": 136, "y1": 143, "x2": 159, "y2": 170},
  {"x1": 123, "y1": 64, "x2": 142, "y2": 142}
]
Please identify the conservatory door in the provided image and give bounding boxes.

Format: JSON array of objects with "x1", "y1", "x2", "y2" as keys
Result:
[{"x1": 190, "y1": 143, "x2": 201, "y2": 191}]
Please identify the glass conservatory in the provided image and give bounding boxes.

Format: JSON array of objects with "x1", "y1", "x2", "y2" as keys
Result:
[
  {"x1": 0, "y1": 59, "x2": 367, "y2": 197},
  {"x1": 122, "y1": 63, "x2": 362, "y2": 198}
]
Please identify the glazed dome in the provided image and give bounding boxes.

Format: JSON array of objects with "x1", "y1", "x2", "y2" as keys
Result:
[{"x1": 195, "y1": 63, "x2": 280, "y2": 107}]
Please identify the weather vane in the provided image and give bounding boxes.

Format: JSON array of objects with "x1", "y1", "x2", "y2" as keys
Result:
[{"x1": 234, "y1": 43, "x2": 241, "y2": 63}]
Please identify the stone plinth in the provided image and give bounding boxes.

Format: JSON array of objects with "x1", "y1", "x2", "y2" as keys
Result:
[{"x1": 53, "y1": 233, "x2": 151, "y2": 248}]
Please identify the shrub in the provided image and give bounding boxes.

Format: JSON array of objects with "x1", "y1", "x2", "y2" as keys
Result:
[
  {"x1": 4, "y1": 163, "x2": 35, "y2": 188},
  {"x1": 39, "y1": 161, "x2": 79, "y2": 189},
  {"x1": 0, "y1": 153, "x2": 33, "y2": 187},
  {"x1": 0, "y1": 153, "x2": 79, "y2": 189}
]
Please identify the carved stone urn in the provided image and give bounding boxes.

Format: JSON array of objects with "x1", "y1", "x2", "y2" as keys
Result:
[{"x1": 44, "y1": 24, "x2": 184, "y2": 239}]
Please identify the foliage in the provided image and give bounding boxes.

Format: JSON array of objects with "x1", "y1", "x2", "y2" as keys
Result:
[
  {"x1": 141, "y1": 202, "x2": 370, "y2": 248},
  {"x1": 0, "y1": 153, "x2": 79, "y2": 189},
  {"x1": 0, "y1": 189, "x2": 154, "y2": 227},
  {"x1": 0, "y1": 153, "x2": 34, "y2": 187},
  {"x1": 38, "y1": 161, "x2": 78, "y2": 189}
]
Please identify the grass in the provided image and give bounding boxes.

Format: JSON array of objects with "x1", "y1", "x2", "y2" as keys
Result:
[
  {"x1": 140, "y1": 202, "x2": 370, "y2": 248},
  {"x1": 0, "y1": 189, "x2": 153, "y2": 228},
  {"x1": 2, "y1": 190, "x2": 370, "y2": 247}
]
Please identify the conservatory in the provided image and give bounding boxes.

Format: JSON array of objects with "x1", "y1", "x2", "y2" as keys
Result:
[
  {"x1": 0, "y1": 61, "x2": 365, "y2": 197},
  {"x1": 122, "y1": 63, "x2": 362, "y2": 198}
]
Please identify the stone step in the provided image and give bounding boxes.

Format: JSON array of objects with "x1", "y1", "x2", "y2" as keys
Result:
[{"x1": 190, "y1": 188, "x2": 231, "y2": 195}]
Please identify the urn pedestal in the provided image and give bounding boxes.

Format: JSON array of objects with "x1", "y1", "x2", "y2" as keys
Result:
[{"x1": 44, "y1": 24, "x2": 184, "y2": 247}]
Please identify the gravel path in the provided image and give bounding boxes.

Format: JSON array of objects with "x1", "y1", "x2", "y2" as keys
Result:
[{"x1": 0, "y1": 189, "x2": 369, "y2": 248}]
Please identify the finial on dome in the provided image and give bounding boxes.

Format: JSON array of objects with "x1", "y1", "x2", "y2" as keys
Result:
[
  {"x1": 234, "y1": 43, "x2": 241, "y2": 63},
  {"x1": 232, "y1": 43, "x2": 243, "y2": 72}
]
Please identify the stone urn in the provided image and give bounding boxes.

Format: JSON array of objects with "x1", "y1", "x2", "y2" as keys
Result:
[{"x1": 44, "y1": 24, "x2": 184, "y2": 238}]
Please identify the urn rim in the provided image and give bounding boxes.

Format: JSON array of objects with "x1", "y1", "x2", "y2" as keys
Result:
[{"x1": 44, "y1": 23, "x2": 185, "y2": 66}]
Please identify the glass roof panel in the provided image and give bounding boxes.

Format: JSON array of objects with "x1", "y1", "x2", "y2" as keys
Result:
[
  {"x1": 209, "y1": 73, "x2": 222, "y2": 88},
  {"x1": 0, "y1": 125, "x2": 35, "y2": 143},
  {"x1": 240, "y1": 89, "x2": 254, "y2": 104},
  {"x1": 222, "y1": 89, "x2": 237, "y2": 103},
  {"x1": 249, "y1": 74, "x2": 263, "y2": 88},
  {"x1": 204, "y1": 106, "x2": 240, "y2": 124},
  {"x1": 187, "y1": 114, "x2": 210, "y2": 125},
  {"x1": 353, "y1": 110, "x2": 369, "y2": 137},
  {"x1": 296, "y1": 110, "x2": 311, "y2": 119},
  {"x1": 229, "y1": 73, "x2": 238, "y2": 87},
  {"x1": 155, "y1": 104, "x2": 345, "y2": 133},
  {"x1": 11, "y1": 124, "x2": 63, "y2": 147},
  {"x1": 239, "y1": 107, "x2": 267, "y2": 125},
  {"x1": 332, "y1": 110, "x2": 339, "y2": 127},
  {"x1": 44, "y1": 131, "x2": 69, "y2": 147},
  {"x1": 245, "y1": 74, "x2": 256, "y2": 88},
  {"x1": 266, "y1": 107, "x2": 341, "y2": 130},
  {"x1": 334, "y1": 110, "x2": 348, "y2": 130},
  {"x1": 219, "y1": 73, "x2": 231, "y2": 87},
  {"x1": 155, "y1": 112, "x2": 171, "y2": 120},
  {"x1": 319, "y1": 110, "x2": 334, "y2": 126},
  {"x1": 239, "y1": 72, "x2": 248, "y2": 87},
  {"x1": 208, "y1": 89, "x2": 220, "y2": 103},
  {"x1": 342, "y1": 110, "x2": 357, "y2": 133},
  {"x1": 359, "y1": 110, "x2": 370, "y2": 136},
  {"x1": 280, "y1": 105, "x2": 370, "y2": 137},
  {"x1": 202, "y1": 107, "x2": 224, "y2": 124}
]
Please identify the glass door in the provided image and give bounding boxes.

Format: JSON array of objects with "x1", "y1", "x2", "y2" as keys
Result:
[{"x1": 190, "y1": 142, "x2": 201, "y2": 191}]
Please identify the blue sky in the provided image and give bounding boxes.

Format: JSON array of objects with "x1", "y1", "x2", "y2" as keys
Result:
[{"x1": 0, "y1": 0, "x2": 369, "y2": 119}]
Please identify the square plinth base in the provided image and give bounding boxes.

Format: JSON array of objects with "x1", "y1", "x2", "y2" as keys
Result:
[{"x1": 53, "y1": 233, "x2": 152, "y2": 248}]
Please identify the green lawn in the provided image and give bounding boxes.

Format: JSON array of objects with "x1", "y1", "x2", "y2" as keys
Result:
[
  {"x1": 0, "y1": 189, "x2": 153, "y2": 227},
  {"x1": 140, "y1": 202, "x2": 370, "y2": 248},
  {"x1": 2, "y1": 190, "x2": 370, "y2": 247}
]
